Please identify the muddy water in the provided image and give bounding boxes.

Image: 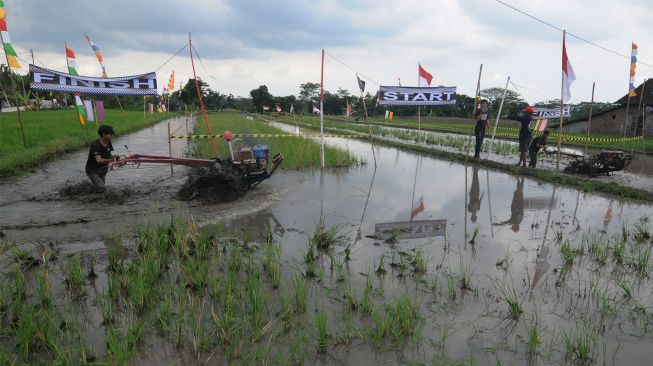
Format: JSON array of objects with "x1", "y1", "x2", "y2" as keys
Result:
[
  {"x1": 0, "y1": 116, "x2": 297, "y2": 243},
  {"x1": 228, "y1": 122, "x2": 653, "y2": 364}
]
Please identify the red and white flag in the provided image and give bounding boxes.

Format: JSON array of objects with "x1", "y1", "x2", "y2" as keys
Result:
[
  {"x1": 410, "y1": 196, "x2": 424, "y2": 220},
  {"x1": 418, "y1": 64, "x2": 433, "y2": 87},
  {"x1": 346, "y1": 98, "x2": 352, "y2": 117},
  {"x1": 312, "y1": 105, "x2": 321, "y2": 114},
  {"x1": 262, "y1": 104, "x2": 270, "y2": 111},
  {"x1": 562, "y1": 33, "x2": 576, "y2": 103},
  {"x1": 275, "y1": 103, "x2": 282, "y2": 112}
]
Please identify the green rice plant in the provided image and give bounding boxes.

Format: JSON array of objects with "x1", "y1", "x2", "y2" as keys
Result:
[
  {"x1": 634, "y1": 245, "x2": 651, "y2": 272},
  {"x1": 333, "y1": 257, "x2": 346, "y2": 283},
  {"x1": 35, "y1": 269, "x2": 53, "y2": 307},
  {"x1": 10, "y1": 247, "x2": 39, "y2": 269},
  {"x1": 613, "y1": 239, "x2": 626, "y2": 265},
  {"x1": 492, "y1": 279, "x2": 523, "y2": 319},
  {"x1": 343, "y1": 282, "x2": 359, "y2": 311},
  {"x1": 288, "y1": 330, "x2": 308, "y2": 365},
  {"x1": 228, "y1": 245, "x2": 243, "y2": 273},
  {"x1": 97, "y1": 291, "x2": 116, "y2": 326},
  {"x1": 309, "y1": 215, "x2": 347, "y2": 250},
  {"x1": 315, "y1": 311, "x2": 328, "y2": 353},
  {"x1": 361, "y1": 276, "x2": 373, "y2": 315},
  {"x1": 369, "y1": 310, "x2": 390, "y2": 347},
  {"x1": 181, "y1": 254, "x2": 209, "y2": 291},
  {"x1": 279, "y1": 294, "x2": 294, "y2": 332},
  {"x1": 187, "y1": 297, "x2": 209, "y2": 357},
  {"x1": 560, "y1": 240, "x2": 575, "y2": 267},
  {"x1": 496, "y1": 250, "x2": 512, "y2": 271},
  {"x1": 447, "y1": 274, "x2": 457, "y2": 300},
  {"x1": 633, "y1": 224, "x2": 651, "y2": 243},
  {"x1": 469, "y1": 225, "x2": 480, "y2": 245},
  {"x1": 599, "y1": 293, "x2": 617, "y2": 318},
  {"x1": 293, "y1": 274, "x2": 308, "y2": 313},
  {"x1": 155, "y1": 293, "x2": 174, "y2": 335},
  {"x1": 14, "y1": 303, "x2": 41, "y2": 360},
  {"x1": 105, "y1": 320, "x2": 145, "y2": 365},
  {"x1": 107, "y1": 272, "x2": 120, "y2": 301},
  {"x1": 62, "y1": 255, "x2": 86, "y2": 295},
  {"x1": 107, "y1": 242, "x2": 126, "y2": 273},
  {"x1": 563, "y1": 325, "x2": 598, "y2": 363},
  {"x1": 124, "y1": 264, "x2": 156, "y2": 315},
  {"x1": 13, "y1": 267, "x2": 26, "y2": 300},
  {"x1": 248, "y1": 273, "x2": 268, "y2": 340},
  {"x1": 385, "y1": 293, "x2": 422, "y2": 342},
  {"x1": 526, "y1": 317, "x2": 540, "y2": 355},
  {"x1": 459, "y1": 258, "x2": 472, "y2": 290},
  {"x1": 208, "y1": 269, "x2": 222, "y2": 300},
  {"x1": 619, "y1": 281, "x2": 633, "y2": 299},
  {"x1": 263, "y1": 232, "x2": 282, "y2": 288},
  {"x1": 375, "y1": 254, "x2": 387, "y2": 275},
  {"x1": 411, "y1": 247, "x2": 427, "y2": 274},
  {"x1": 0, "y1": 283, "x2": 11, "y2": 318}
]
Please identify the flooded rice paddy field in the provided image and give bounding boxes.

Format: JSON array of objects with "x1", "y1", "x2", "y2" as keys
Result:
[{"x1": 1, "y1": 117, "x2": 652, "y2": 365}]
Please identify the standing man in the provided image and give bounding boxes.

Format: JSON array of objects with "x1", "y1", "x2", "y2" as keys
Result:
[
  {"x1": 508, "y1": 106, "x2": 534, "y2": 167},
  {"x1": 85, "y1": 125, "x2": 117, "y2": 192},
  {"x1": 528, "y1": 129, "x2": 550, "y2": 168},
  {"x1": 473, "y1": 99, "x2": 490, "y2": 158}
]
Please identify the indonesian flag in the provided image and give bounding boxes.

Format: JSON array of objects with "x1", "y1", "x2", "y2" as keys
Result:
[
  {"x1": 275, "y1": 103, "x2": 282, "y2": 112},
  {"x1": 262, "y1": 104, "x2": 270, "y2": 111},
  {"x1": 346, "y1": 98, "x2": 352, "y2": 117},
  {"x1": 562, "y1": 35, "x2": 576, "y2": 103},
  {"x1": 312, "y1": 105, "x2": 321, "y2": 114},
  {"x1": 410, "y1": 196, "x2": 424, "y2": 220},
  {"x1": 418, "y1": 64, "x2": 433, "y2": 87}
]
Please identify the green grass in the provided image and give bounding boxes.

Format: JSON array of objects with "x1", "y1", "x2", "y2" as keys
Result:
[
  {"x1": 194, "y1": 112, "x2": 363, "y2": 169},
  {"x1": 0, "y1": 109, "x2": 174, "y2": 176},
  {"x1": 315, "y1": 311, "x2": 328, "y2": 353}
]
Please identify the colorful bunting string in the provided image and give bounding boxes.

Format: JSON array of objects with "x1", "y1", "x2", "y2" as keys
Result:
[
  {"x1": 84, "y1": 33, "x2": 107, "y2": 78},
  {"x1": 0, "y1": 1, "x2": 21, "y2": 69},
  {"x1": 65, "y1": 44, "x2": 87, "y2": 125},
  {"x1": 629, "y1": 42, "x2": 638, "y2": 97}
]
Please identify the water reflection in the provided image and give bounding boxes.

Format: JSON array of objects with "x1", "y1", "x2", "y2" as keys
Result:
[
  {"x1": 468, "y1": 165, "x2": 483, "y2": 223},
  {"x1": 493, "y1": 176, "x2": 525, "y2": 233}
]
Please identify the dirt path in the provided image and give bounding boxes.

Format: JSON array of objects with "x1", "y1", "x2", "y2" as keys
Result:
[{"x1": 0, "y1": 116, "x2": 299, "y2": 244}]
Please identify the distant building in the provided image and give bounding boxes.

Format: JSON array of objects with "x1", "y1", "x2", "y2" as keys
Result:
[{"x1": 562, "y1": 80, "x2": 653, "y2": 137}]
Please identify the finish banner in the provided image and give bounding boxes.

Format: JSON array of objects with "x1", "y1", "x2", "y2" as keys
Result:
[
  {"x1": 532, "y1": 106, "x2": 570, "y2": 119},
  {"x1": 378, "y1": 86, "x2": 456, "y2": 106},
  {"x1": 29, "y1": 64, "x2": 157, "y2": 95}
]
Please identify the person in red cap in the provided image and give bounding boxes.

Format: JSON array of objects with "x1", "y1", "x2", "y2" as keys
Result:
[{"x1": 508, "y1": 106, "x2": 534, "y2": 167}]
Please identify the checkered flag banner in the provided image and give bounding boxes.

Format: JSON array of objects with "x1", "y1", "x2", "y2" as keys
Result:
[
  {"x1": 378, "y1": 85, "x2": 456, "y2": 106},
  {"x1": 29, "y1": 64, "x2": 158, "y2": 95}
]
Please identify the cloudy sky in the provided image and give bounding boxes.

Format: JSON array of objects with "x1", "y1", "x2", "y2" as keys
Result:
[{"x1": 5, "y1": 0, "x2": 652, "y2": 103}]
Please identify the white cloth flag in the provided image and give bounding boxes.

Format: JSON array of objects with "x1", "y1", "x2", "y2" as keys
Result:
[
  {"x1": 312, "y1": 105, "x2": 321, "y2": 114},
  {"x1": 562, "y1": 36, "x2": 576, "y2": 103},
  {"x1": 83, "y1": 100, "x2": 94, "y2": 121}
]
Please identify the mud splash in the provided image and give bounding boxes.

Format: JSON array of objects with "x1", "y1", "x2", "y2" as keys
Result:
[{"x1": 178, "y1": 168, "x2": 244, "y2": 203}]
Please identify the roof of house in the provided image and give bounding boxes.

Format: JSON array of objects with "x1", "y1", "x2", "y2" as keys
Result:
[{"x1": 616, "y1": 79, "x2": 653, "y2": 105}]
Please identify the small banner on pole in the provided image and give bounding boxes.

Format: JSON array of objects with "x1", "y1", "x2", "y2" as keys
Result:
[
  {"x1": 532, "y1": 106, "x2": 570, "y2": 119},
  {"x1": 83, "y1": 100, "x2": 94, "y2": 121},
  {"x1": 378, "y1": 86, "x2": 456, "y2": 106},
  {"x1": 95, "y1": 101, "x2": 105, "y2": 121},
  {"x1": 29, "y1": 64, "x2": 157, "y2": 95}
]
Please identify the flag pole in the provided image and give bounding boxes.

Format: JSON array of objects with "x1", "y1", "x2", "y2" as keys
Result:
[
  {"x1": 556, "y1": 31, "x2": 566, "y2": 173},
  {"x1": 489, "y1": 76, "x2": 510, "y2": 155},
  {"x1": 320, "y1": 48, "x2": 325, "y2": 169},
  {"x1": 631, "y1": 78, "x2": 647, "y2": 158},
  {"x1": 65, "y1": 42, "x2": 86, "y2": 142},
  {"x1": 417, "y1": 63, "x2": 421, "y2": 138},
  {"x1": 464, "y1": 64, "x2": 483, "y2": 163},
  {"x1": 584, "y1": 82, "x2": 595, "y2": 154},
  {"x1": 189, "y1": 32, "x2": 219, "y2": 158},
  {"x1": 0, "y1": 31, "x2": 26, "y2": 148},
  {"x1": 360, "y1": 87, "x2": 377, "y2": 168}
]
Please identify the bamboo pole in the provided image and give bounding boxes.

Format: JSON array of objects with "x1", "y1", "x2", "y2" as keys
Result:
[
  {"x1": 556, "y1": 31, "x2": 566, "y2": 173},
  {"x1": 167, "y1": 121, "x2": 174, "y2": 175},
  {"x1": 320, "y1": 49, "x2": 325, "y2": 168},
  {"x1": 360, "y1": 90, "x2": 377, "y2": 167},
  {"x1": 464, "y1": 64, "x2": 483, "y2": 163},
  {"x1": 489, "y1": 76, "x2": 510, "y2": 155},
  {"x1": 0, "y1": 32, "x2": 27, "y2": 148},
  {"x1": 189, "y1": 32, "x2": 219, "y2": 158},
  {"x1": 65, "y1": 42, "x2": 86, "y2": 142},
  {"x1": 584, "y1": 82, "x2": 595, "y2": 154}
]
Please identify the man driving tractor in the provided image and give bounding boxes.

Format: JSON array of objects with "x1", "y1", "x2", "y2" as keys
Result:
[{"x1": 85, "y1": 125, "x2": 118, "y2": 191}]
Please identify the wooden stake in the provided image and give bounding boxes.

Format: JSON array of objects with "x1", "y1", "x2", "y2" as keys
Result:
[
  {"x1": 556, "y1": 31, "x2": 566, "y2": 173},
  {"x1": 489, "y1": 76, "x2": 510, "y2": 154},
  {"x1": 189, "y1": 32, "x2": 219, "y2": 158},
  {"x1": 360, "y1": 89, "x2": 377, "y2": 168},
  {"x1": 320, "y1": 49, "x2": 325, "y2": 168},
  {"x1": 0, "y1": 31, "x2": 27, "y2": 148}
]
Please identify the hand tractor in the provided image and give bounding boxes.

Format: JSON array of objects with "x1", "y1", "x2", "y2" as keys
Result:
[{"x1": 109, "y1": 132, "x2": 283, "y2": 203}]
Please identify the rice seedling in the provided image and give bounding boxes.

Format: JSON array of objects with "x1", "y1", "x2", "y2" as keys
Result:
[
  {"x1": 343, "y1": 282, "x2": 359, "y2": 311},
  {"x1": 293, "y1": 274, "x2": 308, "y2": 313},
  {"x1": 34, "y1": 269, "x2": 53, "y2": 307},
  {"x1": 181, "y1": 254, "x2": 209, "y2": 291},
  {"x1": 263, "y1": 233, "x2": 282, "y2": 288},
  {"x1": 633, "y1": 224, "x2": 651, "y2": 243},
  {"x1": 526, "y1": 317, "x2": 541, "y2": 355},
  {"x1": 344, "y1": 244, "x2": 352, "y2": 262},
  {"x1": 447, "y1": 274, "x2": 457, "y2": 300},
  {"x1": 370, "y1": 310, "x2": 390, "y2": 346},
  {"x1": 613, "y1": 239, "x2": 626, "y2": 265},
  {"x1": 459, "y1": 258, "x2": 472, "y2": 290},
  {"x1": 333, "y1": 257, "x2": 346, "y2": 282},
  {"x1": 229, "y1": 245, "x2": 243, "y2": 273},
  {"x1": 288, "y1": 330, "x2": 308, "y2": 365},
  {"x1": 361, "y1": 276, "x2": 373, "y2": 315},
  {"x1": 492, "y1": 279, "x2": 523, "y2": 319},
  {"x1": 10, "y1": 247, "x2": 39, "y2": 269},
  {"x1": 385, "y1": 293, "x2": 422, "y2": 342},
  {"x1": 310, "y1": 215, "x2": 347, "y2": 250},
  {"x1": 13, "y1": 267, "x2": 26, "y2": 300},
  {"x1": 563, "y1": 325, "x2": 598, "y2": 363},
  {"x1": 187, "y1": 297, "x2": 209, "y2": 357},
  {"x1": 315, "y1": 311, "x2": 328, "y2": 353},
  {"x1": 208, "y1": 269, "x2": 222, "y2": 300},
  {"x1": 155, "y1": 293, "x2": 174, "y2": 335},
  {"x1": 496, "y1": 250, "x2": 512, "y2": 271},
  {"x1": 97, "y1": 291, "x2": 116, "y2": 326},
  {"x1": 560, "y1": 240, "x2": 575, "y2": 267},
  {"x1": 248, "y1": 273, "x2": 268, "y2": 340},
  {"x1": 279, "y1": 294, "x2": 294, "y2": 332},
  {"x1": 105, "y1": 320, "x2": 145, "y2": 365},
  {"x1": 618, "y1": 281, "x2": 633, "y2": 299},
  {"x1": 469, "y1": 225, "x2": 480, "y2": 245},
  {"x1": 107, "y1": 242, "x2": 126, "y2": 273},
  {"x1": 0, "y1": 283, "x2": 11, "y2": 318},
  {"x1": 634, "y1": 245, "x2": 651, "y2": 272},
  {"x1": 411, "y1": 247, "x2": 427, "y2": 274},
  {"x1": 375, "y1": 254, "x2": 387, "y2": 275},
  {"x1": 62, "y1": 255, "x2": 86, "y2": 295},
  {"x1": 14, "y1": 303, "x2": 41, "y2": 360}
]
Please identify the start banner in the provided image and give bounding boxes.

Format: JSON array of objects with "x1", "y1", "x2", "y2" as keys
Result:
[
  {"x1": 532, "y1": 106, "x2": 570, "y2": 119},
  {"x1": 378, "y1": 86, "x2": 456, "y2": 106},
  {"x1": 29, "y1": 64, "x2": 157, "y2": 95}
]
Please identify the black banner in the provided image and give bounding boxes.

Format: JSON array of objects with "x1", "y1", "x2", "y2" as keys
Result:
[
  {"x1": 378, "y1": 85, "x2": 456, "y2": 106},
  {"x1": 29, "y1": 64, "x2": 158, "y2": 95}
]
